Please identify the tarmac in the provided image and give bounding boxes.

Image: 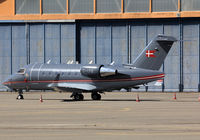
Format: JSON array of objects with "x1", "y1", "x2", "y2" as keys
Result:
[{"x1": 0, "y1": 91, "x2": 200, "y2": 140}]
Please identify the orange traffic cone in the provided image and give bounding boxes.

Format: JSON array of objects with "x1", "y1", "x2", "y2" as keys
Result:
[
  {"x1": 40, "y1": 95, "x2": 43, "y2": 103},
  {"x1": 136, "y1": 94, "x2": 140, "y2": 102},
  {"x1": 198, "y1": 95, "x2": 200, "y2": 102},
  {"x1": 173, "y1": 93, "x2": 177, "y2": 100}
]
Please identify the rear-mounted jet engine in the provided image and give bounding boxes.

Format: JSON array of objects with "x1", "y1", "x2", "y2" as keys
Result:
[{"x1": 80, "y1": 65, "x2": 117, "y2": 78}]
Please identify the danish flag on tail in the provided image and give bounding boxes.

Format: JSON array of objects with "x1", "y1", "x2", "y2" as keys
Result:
[
  {"x1": 146, "y1": 50, "x2": 156, "y2": 58},
  {"x1": 132, "y1": 35, "x2": 177, "y2": 70}
]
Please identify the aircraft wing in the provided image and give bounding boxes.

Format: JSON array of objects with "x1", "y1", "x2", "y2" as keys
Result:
[{"x1": 48, "y1": 83, "x2": 97, "y2": 92}]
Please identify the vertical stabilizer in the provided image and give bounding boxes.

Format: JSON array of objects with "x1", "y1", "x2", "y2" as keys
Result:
[{"x1": 132, "y1": 35, "x2": 177, "y2": 70}]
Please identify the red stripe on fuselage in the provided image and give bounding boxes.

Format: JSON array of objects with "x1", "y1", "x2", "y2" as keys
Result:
[{"x1": 4, "y1": 74, "x2": 165, "y2": 85}]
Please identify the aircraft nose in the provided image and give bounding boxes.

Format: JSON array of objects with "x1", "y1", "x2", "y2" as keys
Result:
[{"x1": 2, "y1": 77, "x2": 12, "y2": 86}]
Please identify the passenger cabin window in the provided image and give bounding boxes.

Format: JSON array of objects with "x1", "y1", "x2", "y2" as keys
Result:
[{"x1": 17, "y1": 69, "x2": 25, "y2": 74}]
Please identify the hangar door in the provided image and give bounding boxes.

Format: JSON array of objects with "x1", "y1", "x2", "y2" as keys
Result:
[
  {"x1": 0, "y1": 23, "x2": 76, "y2": 91},
  {"x1": 80, "y1": 23, "x2": 128, "y2": 64},
  {"x1": 182, "y1": 23, "x2": 199, "y2": 91},
  {"x1": 79, "y1": 21, "x2": 181, "y2": 92}
]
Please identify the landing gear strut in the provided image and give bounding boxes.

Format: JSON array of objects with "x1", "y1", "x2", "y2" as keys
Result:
[
  {"x1": 91, "y1": 92, "x2": 101, "y2": 100},
  {"x1": 70, "y1": 92, "x2": 84, "y2": 101},
  {"x1": 16, "y1": 89, "x2": 24, "y2": 100}
]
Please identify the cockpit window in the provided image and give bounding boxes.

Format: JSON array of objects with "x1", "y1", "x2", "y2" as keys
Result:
[{"x1": 17, "y1": 68, "x2": 26, "y2": 74}]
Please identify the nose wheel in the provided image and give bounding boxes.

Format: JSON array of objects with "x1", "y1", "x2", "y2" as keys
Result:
[
  {"x1": 91, "y1": 92, "x2": 101, "y2": 100},
  {"x1": 16, "y1": 90, "x2": 24, "y2": 100}
]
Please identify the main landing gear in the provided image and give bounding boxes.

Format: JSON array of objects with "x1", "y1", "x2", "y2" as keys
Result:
[
  {"x1": 70, "y1": 92, "x2": 102, "y2": 101},
  {"x1": 16, "y1": 89, "x2": 24, "y2": 100},
  {"x1": 70, "y1": 92, "x2": 84, "y2": 101},
  {"x1": 91, "y1": 92, "x2": 101, "y2": 100}
]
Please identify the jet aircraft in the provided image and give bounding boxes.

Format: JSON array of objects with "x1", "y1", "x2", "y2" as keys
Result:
[{"x1": 2, "y1": 35, "x2": 177, "y2": 101}]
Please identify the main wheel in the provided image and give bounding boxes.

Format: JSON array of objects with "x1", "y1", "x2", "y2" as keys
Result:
[
  {"x1": 74, "y1": 94, "x2": 84, "y2": 101},
  {"x1": 91, "y1": 93, "x2": 101, "y2": 100},
  {"x1": 79, "y1": 94, "x2": 84, "y2": 100}
]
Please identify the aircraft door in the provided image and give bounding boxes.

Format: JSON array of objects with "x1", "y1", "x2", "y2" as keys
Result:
[
  {"x1": 30, "y1": 63, "x2": 42, "y2": 81},
  {"x1": 29, "y1": 63, "x2": 42, "y2": 89}
]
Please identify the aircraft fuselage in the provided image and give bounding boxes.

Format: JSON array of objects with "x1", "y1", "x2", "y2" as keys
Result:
[{"x1": 3, "y1": 63, "x2": 164, "y2": 92}]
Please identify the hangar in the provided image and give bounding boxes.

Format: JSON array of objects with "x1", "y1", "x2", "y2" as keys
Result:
[{"x1": 0, "y1": 0, "x2": 200, "y2": 92}]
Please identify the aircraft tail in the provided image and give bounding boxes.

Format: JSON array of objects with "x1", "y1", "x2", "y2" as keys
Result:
[{"x1": 132, "y1": 35, "x2": 177, "y2": 70}]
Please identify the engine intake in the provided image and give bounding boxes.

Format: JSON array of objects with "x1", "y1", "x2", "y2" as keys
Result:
[{"x1": 81, "y1": 65, "x2": 117, "y2": 78}]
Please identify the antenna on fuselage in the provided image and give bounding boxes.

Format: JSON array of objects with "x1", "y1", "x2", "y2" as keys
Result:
[
  {"x1": 70, "y1": 60, "x2": 74, "y2": 64},
  {"x1": 110, "y1": 61, "x2": 115, "y2": 65},
  {"x1": 89, "y1": 60, "x2": 93, "y2": 64},
  {"x1": 46, "y1": 60, "x2": 51, "y2": 64},
  {"x1": 67, "y1": 60, "x2": 74, "y2": 64}
]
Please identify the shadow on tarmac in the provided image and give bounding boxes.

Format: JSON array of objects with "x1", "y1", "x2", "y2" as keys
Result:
[
  {"x1": 24, "y1": 98, "x2": 161, "y2": 102},
  {"x1": 23, "y1": 98, "x2": 200, "y2": 103}
]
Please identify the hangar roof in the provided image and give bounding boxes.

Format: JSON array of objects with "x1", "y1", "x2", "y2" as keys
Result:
[{"x1": 0, "y1": 0, "x2": 200, "y2": 21}]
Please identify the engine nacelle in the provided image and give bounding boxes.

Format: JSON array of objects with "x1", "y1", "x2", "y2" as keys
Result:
[{"x1": 80, "y1": 65, "x2": 117, "y2": 78}]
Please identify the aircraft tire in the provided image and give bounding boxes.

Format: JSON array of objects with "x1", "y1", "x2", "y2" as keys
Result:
[
  {"x1": 16, "y1": 95, "x2": 24, "y2": 100},
  {"x1": 91, "y1": 93, "x2": 101, "y2": 100},
  {"x1": 74, "y1": 94, "x2": 84, "y2": 101},
  {"x1": 79, "y1": 94, "x2": 84, "y2": 100},
  {"x1": 97, "y1": 94, "x2": 101, "y2": 100}
]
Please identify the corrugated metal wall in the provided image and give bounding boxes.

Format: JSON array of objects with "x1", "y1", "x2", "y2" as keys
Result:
[
  {"x1": 0, "y1": 23, "x2": 76, "y2": 90},
  {"x1": 1, "y1": 19, "x2": 200, "y2": 92},
  {"x1": 79, "y1": 19, "x2": 200, "y2": 92},
  {"x1": 80, "y1": 23, "x2": 128, "y2": 64},
  {"x1": 80, "y1": 23, "x2": 96, "y2": 64},
  {"x1": 182, "y1": 22, "x2": 199, "y2": 91},
  {"x1": 30, "y1": 24, "x2": 44, "y2": 63},
  {"x1": 164, "y1": 22, "x2": 180, "y2": 92},
  {"x1": 0, "y1": 24, "x2": 12, "y2": 91}
]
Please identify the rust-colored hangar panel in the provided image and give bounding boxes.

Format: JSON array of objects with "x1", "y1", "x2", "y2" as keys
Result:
[{"x1": 0, "y1": 0, "x2": 200, "y2": 20}]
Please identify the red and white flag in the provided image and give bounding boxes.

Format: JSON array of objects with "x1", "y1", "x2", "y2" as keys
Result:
[{"x1": 146, "y1": 50, "x2": 156, "y2": 58}]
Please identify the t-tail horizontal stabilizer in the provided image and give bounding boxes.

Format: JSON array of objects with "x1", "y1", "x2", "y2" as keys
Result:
[{"x1": 132, "y1": 35, "x2": 177, "y2": 70}]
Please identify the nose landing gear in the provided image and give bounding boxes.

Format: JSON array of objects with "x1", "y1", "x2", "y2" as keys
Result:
[{"x1": 16, "y1": 89, "x2": 24, "y2": 100}]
